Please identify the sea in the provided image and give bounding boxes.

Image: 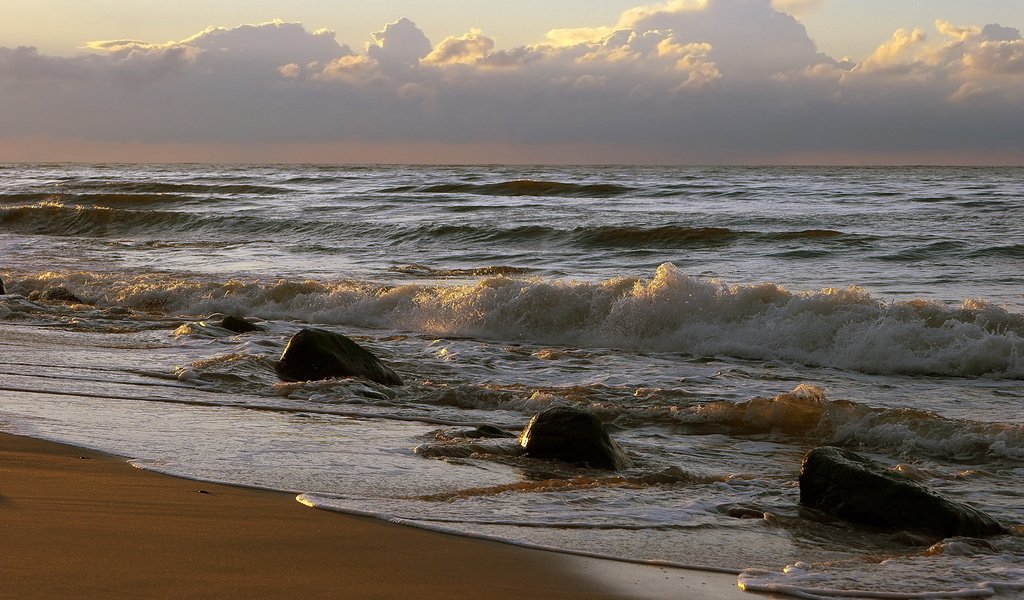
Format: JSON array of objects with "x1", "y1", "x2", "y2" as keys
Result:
[{"x1": 1, "y1": 163, "x2": 1022, "y2": 598}]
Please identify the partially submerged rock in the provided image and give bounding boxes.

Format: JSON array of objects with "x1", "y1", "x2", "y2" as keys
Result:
[
  {"x1": 221, "y1": 315, "x2": 261, "y2": 334},
  {"x1": 275, "y1": 327, "x2": 402, "y2": 386},
  {"x1": 29, "y1": 287, "x2": 87, "y2": 304},
  {"x1": 471, "y1": 424, "x2": 517, "y2": 439},
  {"x1": 799, "y1": 446, "x2": 1008, "y2": 538},
  {"x1": 518, "y1": 406, "x2": 631, "y2": 470},
  {"x1": 445, "y1": 424, "x2": 517, "y2": 439}
]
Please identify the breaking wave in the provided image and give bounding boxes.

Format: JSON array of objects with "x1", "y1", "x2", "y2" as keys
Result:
[
  {"x1": 676, "y1": 385, "x2": 1024, "y2": 460},
  {"x1": 4, "y1": 264, "x2": 1023, "y2": 379}
]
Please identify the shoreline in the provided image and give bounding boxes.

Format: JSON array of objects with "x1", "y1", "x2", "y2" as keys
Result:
[{"x1": 0, "y1": 431, "x2": 760, "y2": 599}]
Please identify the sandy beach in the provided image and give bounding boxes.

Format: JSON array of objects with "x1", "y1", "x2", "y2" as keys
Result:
[{"x1": 0, "y1": 431, "x2": 756, "y2": 599}]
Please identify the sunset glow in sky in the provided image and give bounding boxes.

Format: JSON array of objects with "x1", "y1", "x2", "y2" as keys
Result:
[{"x1": 2, "y1": 0, "x2": 1023, "y2": 164}]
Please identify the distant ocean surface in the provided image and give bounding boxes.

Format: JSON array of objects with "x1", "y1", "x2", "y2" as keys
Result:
[{"x1": 1, "y1": 164, "x2": 1022, "y2": 598}]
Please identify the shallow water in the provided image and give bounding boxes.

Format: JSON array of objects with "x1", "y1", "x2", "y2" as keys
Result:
[{"x1": 1, "y1": 164, "x2": 1022, "y2": 597}]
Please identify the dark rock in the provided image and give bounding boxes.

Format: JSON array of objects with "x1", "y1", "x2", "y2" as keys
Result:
[
  {"x1": 276, "y1": 327, "x2": 402, "y2": 386},
  {"x1": 221, "y1": 315, "x2": 261, "y2": 334},
  {"x1": 454, "y1": 424, "x2": 516, "y2": 439},
  {"x1": 472, "y1": 424, "x2": 517, "y2": 439},
  {"x1": 0, "y1": 277, "x2": 5, "y2": 295},
  {"x1": 444, "y1": 425, "x2": 517, "y2": 439},
  {"x1": 799, "y1": 446, "x2": 1008, "y2": 538},
  {"x1": 518, "y1": 406, "x2": 631, "y2": 470},
  {"x1": 29, "y1": 287, "x2": 87, "y2": 304}
]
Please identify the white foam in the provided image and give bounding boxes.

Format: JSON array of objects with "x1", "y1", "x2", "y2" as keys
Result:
[
  {"x1": 738, "y1": 555, "x2": 1024, "y2": 599},
  {"x1": 676, "y1": 384, "x2": 1024, "y2": 460},
  {"x1": 7, "y1": 264, "x2": 1024, "y2": 378}
]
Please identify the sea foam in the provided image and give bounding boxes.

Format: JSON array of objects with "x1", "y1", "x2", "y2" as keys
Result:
[
  {"x1": 5, "y1": 264, "x2": 1023, "y2": 378},
  {"x1": 676, "y1": 385, "x2": 1024, "y2": 461}
]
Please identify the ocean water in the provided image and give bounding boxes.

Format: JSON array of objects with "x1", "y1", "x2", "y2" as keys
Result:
[{"x1": 1, "y1": 163, "x2": 1022, "y2": 598}]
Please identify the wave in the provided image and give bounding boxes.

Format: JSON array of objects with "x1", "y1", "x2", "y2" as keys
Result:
[
  {"x1": 400, "y1": 223, "x2": 557, "y2": 245},
  {"x1": 382, "y1": 179, "x2": 635, "y2": 198},
  {"x1": 0, "y1": 182, "x2": 286, "y2": 211},
  {"x1": 575, "y1": 226, "x2": 740, "y2": 248},
  {"x1": 388, "y1": 264, "x2": 533, "y2": 277},
  {"x1": 67, "y1": 181, "x2": 288, "y2": 195},
  {"x1": 2, "y1": 203, "x2": 874, "y2": 252},
  {"x1": 4, "y1": 264, "x2": 1023, "y2": 378},
  {"x1": 739, "y1": 549, "x2": 1024, "y2": 599},
  {"x1": 0, "y1": 202, "x2": 562, "y2": 245},
  {"x1": 966, "y1": 244, "x2": 1024, "y2": 259},
  {"x1": 402, "y1": 224, "x2": 744, "y2": 248},
  {"x1": 0, "y1": 192, "x2": 202, "y2": 207},
  {"x1": 401, "y1": 224, "x2": 869, "y2": 249},
  {"x1": 877, "y1": 241, "x2": 968, "y2": 262},
  {"x1": 763, "y1": 229, "x2": 853, "y2": 241},
  {"x1": 578, "y1": 226, "x2": 876, "y2": 249},
  {"x1": 0, "y1": 193, "x2": 67, "y2": 204},
  {"x1": 676, "y1": 385, "x2": 1024, "y2": 460},
  {"x1": 0, "y1": 202, "x2": 331, "y2": 239}
]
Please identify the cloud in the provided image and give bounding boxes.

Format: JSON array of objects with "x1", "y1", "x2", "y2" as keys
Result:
[
  {"x1": 848, "y1": 19, "x2": 1024, "y2": 85},
  {"x1": 86, "y1": 20, "x2": 349, "y2": 69},
  {"x1": 423, "y1": 30, "x2": 495, "y2": 66},
  {"x1": 542, "y1": 0, "x2": 828, "y2": 81},
  {"x1": 367, "y1": 18, "x2": 432, "y2": 72},
  {"x1": 769, "y1": 0, "x2": 825, "y2": 16},
  {"x1": 0, "y1": 46, "x2": 96, "y2": 80},
  {"x1": 544, "y1": 27, "x2": 618, "y2": 48},
  {"x1": 0, "y1": 1, "x2": 1022, "y2": 164},
  {"x1": 856, "y1": 27, "x2": 927, "y2": 75},
  {"x1": 617, "y1": 0, "x2": 710, "y2": 27},
  {"x1": 981, "y1": 24, "x2": 1022, "y2": 43},
  {"x1": 616, "y1": 0, "x2": 832, "y2": 79}
]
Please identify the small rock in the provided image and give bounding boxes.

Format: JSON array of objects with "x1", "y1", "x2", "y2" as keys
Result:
[
  {"x1": 518, "y1": 406, "x2": 631, "y2": 470},
  {"x1": 30, "y1": 287, "x2": 87, "y2": 304},
  {"x1": 221, "y1": 315, "x2": 261, "y2": 334},
  {"x1": 276, "y1": 327, "x2": 403, "y2": 386},
  {"x1": 472, "y1": 424, "x2": 517, "y2": 438},
  {"x1": 449, "y1": 424, "x2": 517, "y2": 439}
]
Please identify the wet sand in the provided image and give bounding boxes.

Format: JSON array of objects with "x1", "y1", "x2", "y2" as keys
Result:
[{"x1": 0, "y1": 432, "x2": 758, "y2": 599}]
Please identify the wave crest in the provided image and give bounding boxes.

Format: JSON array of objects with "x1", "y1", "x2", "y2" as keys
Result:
[
  {"x1": 680, "y1": 385, "x2": 1024, "y2": 460},
  {"x1": 5, "y1": 264, "x2": 1023, "y2": 378}
]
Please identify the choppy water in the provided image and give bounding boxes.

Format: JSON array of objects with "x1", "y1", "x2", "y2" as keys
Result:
[{"x1": 1, "y1": 164, "x2": 1022, "y2": 598}]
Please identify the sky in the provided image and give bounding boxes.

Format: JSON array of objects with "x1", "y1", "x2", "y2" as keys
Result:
[{"x1": 1, "y1": 0, "x2": 1023, "y2": 164}]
